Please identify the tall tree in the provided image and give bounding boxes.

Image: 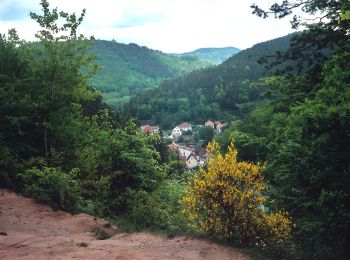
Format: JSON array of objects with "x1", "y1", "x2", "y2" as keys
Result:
[
  {"x1": 251, "y1": 0, "x2": 350, "y2": 74},
  {"x1": 28, "y1": 0, "x2": 97, "y2": 158},
  {"x1": 249, "y1": 1, "x2": 350, "y2": 258}
]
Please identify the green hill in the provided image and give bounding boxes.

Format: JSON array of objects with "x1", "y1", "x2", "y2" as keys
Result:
[
  {"x1": 124, "y1": 33, "x2": 297, "y2": 129},
  {"x1": 90, "y1": 40, "x2": 211, "y2": 107},
  {"x1": 175, "y1": 47, "x2": 240, "y2": 64}
]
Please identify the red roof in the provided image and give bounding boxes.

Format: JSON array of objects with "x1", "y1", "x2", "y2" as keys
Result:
[
  {"x1": 178, "y1": 122, "x2": 192, "y2": 129},
  {"x1": 205, "y1": 120, "x2": 214, "y2": 126},
  {"x1": 168, "y1": 142, "x2": 179, "y2": 151},
  {"x1": 141, "y1": 125, "x2": 159, "y2": 133},
  {"x1": 216, "y1": 123, "x2": 226, "y2": 129}
]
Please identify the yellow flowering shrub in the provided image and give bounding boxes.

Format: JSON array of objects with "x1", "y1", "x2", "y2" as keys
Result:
[{"x1": 182, "y1": 141, "x2": 291, "y2": 246}]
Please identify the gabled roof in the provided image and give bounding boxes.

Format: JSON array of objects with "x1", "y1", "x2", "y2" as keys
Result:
[
  {"x1": 141, "y1": 125, "x2": 159, "y2": 133},
  {"x1": 205, "y1": 120, "x2": 214, "y2": 125},
  {"x1": 178, "y1": 122, "x2": 192, "y2": 129},
  {"x1": 216, "y1": 123, "x2": 227, "y2": 129},
  {"x1": 140, "y1": 125, "x2": 150, "y2": 129},
  {"x1": 168, "y1": 142, "x2": 179, "y2": 151},
  {"x1": 186, "y1": 152, "x2": 197, "y2": 161}
]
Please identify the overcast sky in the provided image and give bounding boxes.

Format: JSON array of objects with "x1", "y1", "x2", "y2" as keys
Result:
[{"x1": 0, "y1": 0, "x2": 298, "y2": 53}]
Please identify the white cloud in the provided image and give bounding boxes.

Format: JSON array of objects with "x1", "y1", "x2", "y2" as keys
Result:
[{"x1": 0, "y1": 0, "x2": 298, "y2": 52}]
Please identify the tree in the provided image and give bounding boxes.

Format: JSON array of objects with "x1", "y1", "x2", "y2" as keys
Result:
[
  {"x1": 182, "y1": 141, "x2": 291, "y2": 247},
  {"x1": 0, "y1": 31, "x2": 36, "y2": 187},
  {"x1": 198, "y1": 126, "x2": 214, "y2": 144},
  {"x1": 263, "y1": 52, "x2": 350, "y2": 259},
  {"x1": 28, "y1": 0, "x2": 97, "y2": 158},
  {"x1": 250, "y1": 1, "x2": 350, "y2": 258},
  {"x1": 251, "y1": 0, "x2": 350, "y2": 75}
]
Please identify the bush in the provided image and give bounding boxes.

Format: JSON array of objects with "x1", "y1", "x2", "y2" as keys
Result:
[
  {"x1": 182, "y1": 141, "x2": 292, "y2": 247},
  {"x1": 126, "y1": 180, "x2": 194, "y2": 234},
  {"x1": 127, "y1": 190, "x2": 170, "y2": 230},
  {"x1": 20, "y1": 166, "x2": 81, "y2": 211},
  {"x1": 154, "y1": 180, "x2": 195, "y2": 234}
]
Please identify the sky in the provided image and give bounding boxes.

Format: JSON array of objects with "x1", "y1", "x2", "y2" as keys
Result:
[{"x1": 0, "y1": 0, "x2": 299, "y2": 53}]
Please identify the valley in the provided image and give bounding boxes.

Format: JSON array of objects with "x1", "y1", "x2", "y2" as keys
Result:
[{"x1": 1, "y1": 1, "x2": 349, "y2": 259}]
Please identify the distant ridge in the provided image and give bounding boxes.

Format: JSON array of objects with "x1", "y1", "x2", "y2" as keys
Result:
[
  {"x1": 126, "y1": 33, "x2": 297, "y2": 128},
  {"x1": 90, "y1": 40, "x2": 211, "y2": 107},
  {"x1": 173, "y1": 47, "x2": 240, "y2": 64}
]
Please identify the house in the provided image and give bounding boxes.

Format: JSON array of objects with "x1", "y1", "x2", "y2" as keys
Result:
[
  {"x1": 194, "y1": 146, "x2": 209, "y2": 167},
  {"x1": 205, "y1": 120, "x2": 215, "y2": 128},
  {"x1": 216, "y1": 122, "x2": 227, "y2": 133},
  {"x1": 178, "y1": 146, "x2": 194, "y2": 158},
  {"x1": 172, "y1": 126, "x2": 182, "y2": 137},
  {"x1": 178, "y1": 122, "x2": 192, "y2": 132},
  {"x1": 168, "y1": 142, "x2": 179, "y2": 152},
  {"x1": 204, "y1": 120, "x2": 227, "y2": 133},
  {"x1": 186, "y1": 153, "x2": 199, "y2": 169},
  {"x1": 140, "y1": 125, "x2": 159, "y2": 134}
]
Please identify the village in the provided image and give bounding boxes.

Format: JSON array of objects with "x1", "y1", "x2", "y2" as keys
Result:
[{"x1": 140, "y1": 120, "x2": 227, "y2": 170}]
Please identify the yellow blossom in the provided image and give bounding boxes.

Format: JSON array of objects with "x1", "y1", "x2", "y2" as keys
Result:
[{"x1": 181, "y1": 141, "x2": 292, "y2": 246}]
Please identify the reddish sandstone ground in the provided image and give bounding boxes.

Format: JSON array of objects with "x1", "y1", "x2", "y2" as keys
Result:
[{"x1": 0, "y1": 190, "x2": 250, "y2": 260}]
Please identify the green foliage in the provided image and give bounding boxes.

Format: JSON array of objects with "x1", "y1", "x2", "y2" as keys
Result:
[
  {"x1": 0, "y1": 0, "x2": 166, "y2": 223},
  {"x1": 216, "y1": 130, "x2": 268, "y2": 163},
  {"x1": 90, "y1": 40, "x2": 210, "y2": 108},
  {"x1": 20, "y1": 166, "x2": 81, "y2": 211},
  {"x1": 125, "y1": 34, "x2": 295, "y2": 128},
  {"x1": 222, "y1": 50, "x2": 350, "y2": 258},
  {"x1": 2, "y1": 1, "x2": 349, "y2": 258},
  {"x1": 126, "y1": 179, "x2": 193, "y2": 234},
  {"x1": 127, "y1": 190, "x2": 170, "y2": 230},
  {"x1": 263, "y1": 52, "x2": 350, "y2": 259},
  {"x1": 198, "y1": 126, "x2": 215, "y2": 144}
]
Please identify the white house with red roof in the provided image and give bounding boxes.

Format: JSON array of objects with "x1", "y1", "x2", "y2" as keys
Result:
[
  {"x1": 178, "y1": 122, "x2": 192, "y2": 132},
  {"x1": 205, "y1": 120, "x2": 215, "y2": 128},
  {"x1": 171, "y1": 126, "x2": 182, "y2": 137}
]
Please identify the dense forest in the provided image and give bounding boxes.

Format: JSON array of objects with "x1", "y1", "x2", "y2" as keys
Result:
[
  {"x1": 172, "y1": 46, "x2": 240, "y2": 64},
  {"x1": 1, "y1": 0, "x2": 349, "y2": 259},
  {"x1": 124, "y1": 33, "x2": 296, "y2": 129},
  {"x1": 90, "y1": 40, "x2": 211, "y2": 108}
]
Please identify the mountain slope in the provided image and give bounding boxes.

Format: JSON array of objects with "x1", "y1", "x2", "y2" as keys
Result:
[
  {"x1": 176, "y1": 47, "x2": 240, "y2": 64},
  {"x1": 90, "y1": 40, "x2": 211, "y2": 107},
  {"x1": 125, "y1": 33, "x2": 297, "y2": 129}
]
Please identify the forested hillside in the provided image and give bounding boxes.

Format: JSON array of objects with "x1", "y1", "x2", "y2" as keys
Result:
[
  {"x1": 1, "y1": 1, "x2": 349, "y2": 259},
  {"x1": 90, "y1": 40, "x2": 211, "y2": 107},
  {"x1": 174, "y1": 47, "x2": 240, "y2": 64},
  {"x1": 125, "y1": 33, "x2": 295, "y2": 128}
]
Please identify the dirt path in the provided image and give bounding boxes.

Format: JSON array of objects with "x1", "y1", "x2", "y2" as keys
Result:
[{"x1": 0, "y1": 190, "x2": 250, "y2": 259}]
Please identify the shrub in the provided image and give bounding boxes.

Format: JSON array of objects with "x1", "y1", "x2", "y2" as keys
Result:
[
  {"x1": 127, "y1": 190, "x2": 170, "y2": 230},
  {"x1": 182, "y1": 141, "x2": 292, "y2": 247},
  {"x1": 20, "y1": 166, "x2": 81, "y2": 211}
]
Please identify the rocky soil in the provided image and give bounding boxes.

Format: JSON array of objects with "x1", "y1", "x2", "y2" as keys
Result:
[{"x1": 0, "y1": 190, "x2": 250, "y2": 259}]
